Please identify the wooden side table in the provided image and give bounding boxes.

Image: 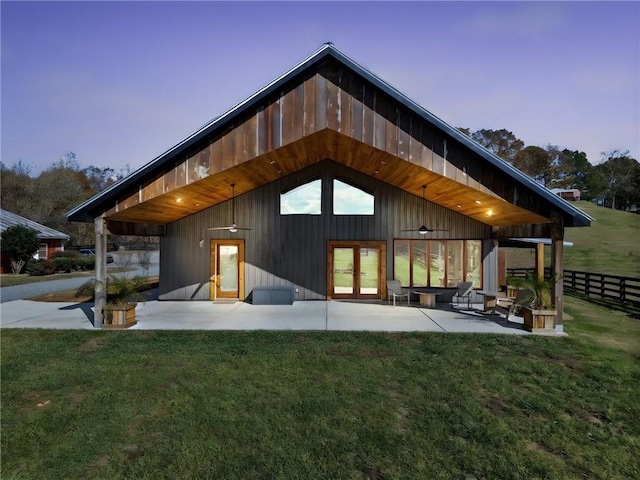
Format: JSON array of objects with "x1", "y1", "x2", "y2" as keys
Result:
[{"x1": 414, "y1": 291, "x2": 442, "y2": 307}]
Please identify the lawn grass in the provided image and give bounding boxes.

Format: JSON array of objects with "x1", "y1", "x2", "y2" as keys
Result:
[
  {"x1": 505, "y1": 201, "x2": 640, "y2": 277},
  {"x1": 0, "y1": 267, "x2": 133, "y2": 288},
  {"x1": 2, "y1": 299, "x2": 639, "y2": 479},
  {"x1": 0, "y1": 271, "x2": 96, "y2": 287}
]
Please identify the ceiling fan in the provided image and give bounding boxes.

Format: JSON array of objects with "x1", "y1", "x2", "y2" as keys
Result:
[
  {"x1": 207, "y1": 183, "x2": 252, "y2": 233},
  {"x1": 401, "y1": 185, "x2": 449, "y2": 235}
]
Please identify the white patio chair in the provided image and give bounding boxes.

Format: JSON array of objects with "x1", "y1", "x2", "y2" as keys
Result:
[
  {"x1": 451, "y1": 281, "x2": 473, "y2": 309},
  {"x1": 386, "y1": 280, "x2": 409, "y2": 307}
]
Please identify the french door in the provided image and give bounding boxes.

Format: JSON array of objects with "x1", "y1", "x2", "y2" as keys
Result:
[
  {"x1": 327, "y1": 241, "x2": 386, "y2": 300},
  {"x1": 210, "y1": 240, "x2": 244, "y2": 300}
]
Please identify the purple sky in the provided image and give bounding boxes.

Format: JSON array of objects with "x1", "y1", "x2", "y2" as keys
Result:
[{"x1": 2, "y1": 1, "x2": 639, "y2": 176}]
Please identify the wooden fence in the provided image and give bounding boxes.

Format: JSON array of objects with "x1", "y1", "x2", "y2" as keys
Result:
[{"x1": 507, "y1": 268, "x2": 640, "y2": 316}]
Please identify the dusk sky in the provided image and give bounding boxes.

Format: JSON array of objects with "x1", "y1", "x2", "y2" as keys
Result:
[{"x1": 2, "y1": 1, "x2": 639, "y2": 176}]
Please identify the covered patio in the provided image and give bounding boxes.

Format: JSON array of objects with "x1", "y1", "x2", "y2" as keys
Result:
[{"x1": 66, "y1": 44, "x2": 591, "y2": 332}]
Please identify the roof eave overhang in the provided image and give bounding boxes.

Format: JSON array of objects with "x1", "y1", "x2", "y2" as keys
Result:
[{"x1": 66, "y1": 44, "x2": 592, "y2": 228}]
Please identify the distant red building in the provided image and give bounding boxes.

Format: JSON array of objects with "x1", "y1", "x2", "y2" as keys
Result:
[
  {"x1": 0, "y1": 209, "x2": 70, "y2": 273},
  {"x1": 550, "y1": 188, "x2": 581, "y2": 201}
]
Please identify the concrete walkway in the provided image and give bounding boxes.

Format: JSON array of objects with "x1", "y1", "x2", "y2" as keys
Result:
[{"x1": 0, "y1": 298, "x2": 541, "y2": 335}]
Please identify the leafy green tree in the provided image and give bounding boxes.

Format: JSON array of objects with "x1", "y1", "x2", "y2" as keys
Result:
[
  {"x1": 459, "y1": 128, "x2": 524, "y2": 163},
  {"x1": 552, "y1": 149, "x2": 591, "y2": 188},
  {"x1": 513, "y1": 146, "x2": 555, "y2": 185},
  {"x1": 594, "y1": 150, "x2": 640, "y2": 210},
  {"x1": 0, "y1": 224, "x2": 40, "y2": 274},
  {"x1": 0, "y1": 161, "x2": 36, "y2": 217}
]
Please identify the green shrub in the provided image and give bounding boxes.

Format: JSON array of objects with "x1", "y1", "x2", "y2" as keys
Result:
[
  {"x1": 26, "y1": 260, "x2": 45, "y2": 276},
  {"x1": 51, "y1": 250, "x2": 79, "y2": 259},
  {"x1": 77, "y1": 256, "x2": 95, "y2": 271},
  {"x1": 25, "y1": 259, "x2": 56, "y2": 276},
  {"x1": 42, "y1": 260, "x2": 55, "y2": 275},
  {"x1": 53, "y1": 256, "x2": 77, "y2": 273}
]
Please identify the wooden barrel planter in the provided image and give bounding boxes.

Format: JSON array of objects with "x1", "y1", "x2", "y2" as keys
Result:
[
  {"x1": 103, "y1": 303, "x2": 137, "y2": 329},
  {"x1": 523, "y1": 307, "x2": 556, "y2": 333}
]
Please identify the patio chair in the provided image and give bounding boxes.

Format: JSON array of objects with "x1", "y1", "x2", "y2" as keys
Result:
[
  {"x1": 451, "y1": 281, "x2": 473, "y2": 309},
  {"x1": 386, "y1": 280, "x2": 409, "y2": 307},
  {"x1": 494, "y1": 288, "x2": 534, "y2": 320}
]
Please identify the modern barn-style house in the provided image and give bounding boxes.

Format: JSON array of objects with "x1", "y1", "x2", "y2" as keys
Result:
[{"x1": 67, "y1": 44, "x2": 590, "y2": 330}]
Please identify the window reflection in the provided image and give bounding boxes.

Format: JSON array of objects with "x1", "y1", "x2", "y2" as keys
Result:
[
  {"x1": 280, "y1": 179, "x2": 322, "y2": 215},
  {"x1": 394, "y1": 239, "x2": 482, "y2": 288}
]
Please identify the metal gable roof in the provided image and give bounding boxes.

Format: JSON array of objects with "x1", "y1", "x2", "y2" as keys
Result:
[
  {"x1": 1, "y1": 209, "x2": 70, "y2": 240},
  {"x1": 67, "y1": 44, "x2": 592, "y2": 227}
]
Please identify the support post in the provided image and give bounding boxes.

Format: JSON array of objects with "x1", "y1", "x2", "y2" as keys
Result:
[
  {"x1": 94, "y1": 215, "x2": 107, "y2": 328},
  {"x1": 550, "y1": 220, "x2": 564, "y2": 333},
  {"x1": 535, "y1": 242, "x2": 545, "y2": 280}
]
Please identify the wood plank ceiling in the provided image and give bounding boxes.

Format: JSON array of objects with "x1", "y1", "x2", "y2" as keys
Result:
[
  {"x1": 102, "y1": 69, "x2": 553, "y2": 228},
  {"x1": 107, "y1": 129, "x2": 549, "y2": 227}
]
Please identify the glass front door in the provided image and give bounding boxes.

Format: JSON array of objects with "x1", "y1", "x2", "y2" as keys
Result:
[
  {"x1": 210, "y1": 240, "x2": 244, "y2": 300},
  {"x1": 333, "y1": 247, "x2": 355, "y2": 295},
  {"x1": 358, "y1": 247, "x2": 379, "y2": 296},
  {"x1": 329, "y1": 242, "x2": 384, "y2": 300}
]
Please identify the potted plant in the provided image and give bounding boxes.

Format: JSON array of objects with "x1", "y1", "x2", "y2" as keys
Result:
[
  {"x1": 510, "y1": 273, "x2": 560, "y2": 332},
  {"x1": 103, "y1": 275, "x2": 146, "y2": 329}
]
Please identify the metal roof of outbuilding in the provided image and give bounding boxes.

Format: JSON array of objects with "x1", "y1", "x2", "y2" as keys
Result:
[{"x1": 1, "y1": 209, "x2": 70, "y2": 240}]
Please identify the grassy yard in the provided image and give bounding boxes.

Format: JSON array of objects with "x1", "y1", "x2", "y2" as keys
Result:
[
  {"x1": 505, "y1": 201, "x2": 640, "y2": 277},
  {"x1": 0, "y1": 270, "x2": 96, "y2": 288},
  {"x1": 2, "y1": 298, "x2": 639, "y2": 479}
]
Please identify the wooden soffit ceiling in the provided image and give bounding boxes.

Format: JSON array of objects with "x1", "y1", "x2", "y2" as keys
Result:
[
  {"x1": 106, "y1": 129, "x2": 550, "y2": 227},
  {"x1": 103, "y1": 71, "x2": 552, "y2": 227}
]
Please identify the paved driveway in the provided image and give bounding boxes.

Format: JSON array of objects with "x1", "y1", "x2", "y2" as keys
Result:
[{"x1": 0, "y1": 251, "x2": 159, "y2": 303}]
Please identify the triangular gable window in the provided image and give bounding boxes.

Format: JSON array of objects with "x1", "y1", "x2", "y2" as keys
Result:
[
  {"x1": 280, "y1": 179, "x2": 322, "y2": 215},
  {"x1": 333, "y1": 179, "x2": 374, "y2": 215}
]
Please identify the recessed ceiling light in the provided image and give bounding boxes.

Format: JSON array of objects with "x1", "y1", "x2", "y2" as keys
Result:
[
  {"x1": 456, "y1": 204, "x2": 462, "y2": 208},
  {"x1": 176, "y1": 197, "x2": 183, "y2": 203},
  {"x1": 487, "y1": 210, "x2": 494, "y2": 217},
  {"x1": 475, "y1": 200, "x2": 481, "y2": 204}
]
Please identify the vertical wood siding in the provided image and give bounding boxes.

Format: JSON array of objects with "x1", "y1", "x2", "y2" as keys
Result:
[
  {"x1": 159, "y1": 161, "x2": 491, "y2": 300},
  {"x1": 108, "y1": 58, "x2": 552, "y2": 224}
]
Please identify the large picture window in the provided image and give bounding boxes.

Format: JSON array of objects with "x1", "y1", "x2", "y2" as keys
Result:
[
  {"x1": 333, "y1": 179, "x2": 374, "y2": 215},
  {"x1": 280, "y1": 179, "x2": 322, "y2": 215},
  {"x1": 393, "y1": 239, "x2": 483, "y2": 288}
]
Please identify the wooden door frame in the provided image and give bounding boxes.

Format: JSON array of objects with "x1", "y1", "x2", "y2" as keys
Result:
[
  {"x1": 210, "y1": 239, "x2": 245, "y2": 301},
  {"x1": 326, "y1": 241, "x2": 386, "y2": 300}
]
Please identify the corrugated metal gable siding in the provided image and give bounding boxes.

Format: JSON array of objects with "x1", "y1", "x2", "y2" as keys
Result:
[{"x1": 159, "y1": 161, "x2": 490, "y2": 301}]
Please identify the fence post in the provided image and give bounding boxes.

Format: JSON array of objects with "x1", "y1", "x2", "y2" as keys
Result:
[
  {"x1": 585, "y1": 273, "x2": 590, "y2": 297},
  {"x1": 621, "y1": 278, "x2": 626, "y2": 303}
]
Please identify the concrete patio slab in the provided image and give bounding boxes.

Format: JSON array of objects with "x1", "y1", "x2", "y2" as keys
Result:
[
  {"x1": 326, "y1": 301, "x2": 443, "y2": 332},
  {"x1": 0, "y1": 300, "x2": 94, "y2": 329},
  {"x1": 0, "y1": 299, "x2": 550, "y2": 335}
]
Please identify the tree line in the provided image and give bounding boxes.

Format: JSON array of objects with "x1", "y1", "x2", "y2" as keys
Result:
[
  {"x1": 1, "y1": 152, "x2": 126, "y2": 247},
  {"x1": 459, "y1": 128, "x2": 640, "y2": 210},
  {"x1": 1, "y1": 130, "x2": 639, "y2": 248}
]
